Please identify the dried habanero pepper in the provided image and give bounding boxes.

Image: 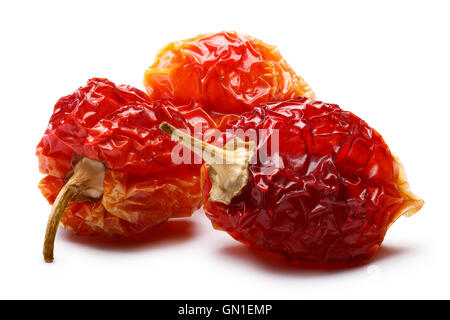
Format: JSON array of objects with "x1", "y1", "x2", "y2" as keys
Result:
[
  {"x1": 144, "y1": 31, "x2": 315, "y2": 124},
  {"x1": 37, "y1": 78, "x2": 215, "y2": 262},
  {"x1": 159, "y1": 97, "x2": 424, "y2": 265}
]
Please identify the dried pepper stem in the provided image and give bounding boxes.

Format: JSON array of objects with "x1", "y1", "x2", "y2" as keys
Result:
[
  {"x1": 43, "y1": 158, "x2": 106, "y2": 263},
  {"x1": 43, "y1": 184, "x2": 78, "y2": 262},
  {"x1": 159, "y1": 122, "x2": 254, "y2": 205}
]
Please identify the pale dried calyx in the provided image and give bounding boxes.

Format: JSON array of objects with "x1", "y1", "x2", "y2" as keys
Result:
[
  {"x1": 392, "y1": 155, "x2": 424, "y2": 218},
  {"x1": 159, "y1": 122, "x2": 255, "y2": 205},
  {"x1": 43, "y1": 158, "x2": 106, "y2": 263}
]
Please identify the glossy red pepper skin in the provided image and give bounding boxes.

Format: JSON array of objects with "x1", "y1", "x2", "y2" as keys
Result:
[
  {"x1": 144, "y1": 32, "x2": 315, "y2": 120},
  {"x1": 37, "y1": 78, "x2": 214, "y2": 236},
  {"x1": 201, "y1": 98, "x2": 423, "y2": 265}
]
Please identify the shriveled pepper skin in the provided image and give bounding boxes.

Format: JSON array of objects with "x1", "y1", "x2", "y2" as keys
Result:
[
  {"x1": 39, "y1": 170, "x2": 200, "y2": 236},
  {"x1": 144, "y1": 32, "x2": 316, "y2": 118},
  {"x1": 201, "y1": 98, "x2": 423, "y2": 265},
  {"x1": 37, "y1": 78, "x2": 212, "y2": 236}
]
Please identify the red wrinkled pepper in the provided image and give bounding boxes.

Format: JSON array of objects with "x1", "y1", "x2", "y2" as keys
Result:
[
  {"x1": 37, "y1": 78, "x2": 215, "y2": 262},
  {"x1": 160, "y1": 97, "x2": 424, "y2": 266},
  {"x1": 144, "y1": 31, "x2": 315, "y2": 123}
]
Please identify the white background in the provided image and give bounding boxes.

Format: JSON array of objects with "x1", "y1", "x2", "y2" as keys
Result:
[{"x1": 0, "y1": 0, "x2": 449, "y2": 299}]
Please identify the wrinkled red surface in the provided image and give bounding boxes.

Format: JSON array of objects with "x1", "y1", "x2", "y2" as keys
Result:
[
  {"x1": 40, "y1": 170, "x2": 201, "y2": 236},
  {"x1": 144, "y1": 31, "x2": 315, "y2": 119},
  {"x1": 37, "y1": 78, "x2": 212, "y2": 236},
  {"x1": 37, "y1": 78, "x2": 215, "y2": 177},
  {"x1": 202, "y1": 98, "x2": 422, "y2": 265}
]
